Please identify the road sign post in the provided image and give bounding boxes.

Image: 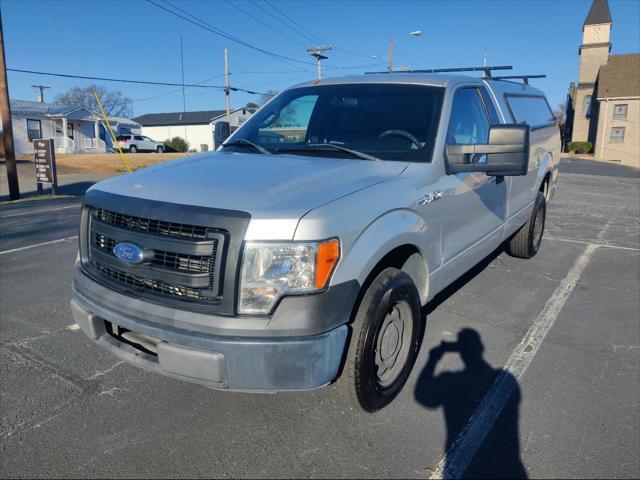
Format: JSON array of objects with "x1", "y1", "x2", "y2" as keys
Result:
[{"x1": 33, "y1": 138, "x2": 58, "y2": 195}]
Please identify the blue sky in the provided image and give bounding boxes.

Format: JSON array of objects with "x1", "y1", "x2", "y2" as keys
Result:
[{"x1": 2, "y1": 0, "x2": 639, "y2": 116}]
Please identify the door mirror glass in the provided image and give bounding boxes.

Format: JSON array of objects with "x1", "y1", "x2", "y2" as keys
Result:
[
  {"x1": 214, "y1": 121, "x2": 231, "y2": 147},
  {"x1": 445, "y1": 124, "x2": 530, "y2": 176}
]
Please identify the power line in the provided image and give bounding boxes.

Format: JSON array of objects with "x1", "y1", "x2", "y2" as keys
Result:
[
  {"x1": 261, "y1": 0, "x2": 323, "y2": 44},
  {"x1": 148, "y1": 0, "x2": 315, "y2": 67},
  {"x1": 224, "y1": 0, "x2": 307, "y2": 49},
  {"x1": 6, "y1": 68, "x2": 272, "y2": 95},
  {"x1": 261, "y1": 0, "x2": 374, "y2": 62}
]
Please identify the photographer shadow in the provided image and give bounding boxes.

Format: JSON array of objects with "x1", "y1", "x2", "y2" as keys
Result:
[{"x1": 414, "y1": 328, "x2": 526, "y2": 479}]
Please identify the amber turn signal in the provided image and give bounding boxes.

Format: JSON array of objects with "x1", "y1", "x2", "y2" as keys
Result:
[{"x1": 315, "y1": 239, "x2": 340, "y2": 289}]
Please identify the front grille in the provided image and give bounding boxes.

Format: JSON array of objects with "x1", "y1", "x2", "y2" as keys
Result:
[
  {"x1": 94, "y1": 208, "x2": 208, "y2": 240},
  {"x1": 86, "y1": 207, "x2": 225, "y2": 306},
  {"x1": 93, "y1": 233, "x2": 215, "y2": 274},
  {"x1": 95, "y1": 261, "x2": 208, "y2": 300}
]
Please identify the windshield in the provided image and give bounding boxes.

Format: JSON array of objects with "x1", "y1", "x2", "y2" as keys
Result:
[{"x1": 227, "y1": 83, "x2": 444, "y2": 162}]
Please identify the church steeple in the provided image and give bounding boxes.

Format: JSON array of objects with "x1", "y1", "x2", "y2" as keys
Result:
[
  {"x1": 579, "y1": 0, "x2": 612, "y2": 84},
  {"x1": 584, "y1": 0, "x2": 612, "y2": 28}
]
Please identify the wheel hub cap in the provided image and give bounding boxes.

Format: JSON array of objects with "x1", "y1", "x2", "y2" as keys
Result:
[{"x1": 375, "y1": 301, "x2": 413, "y2": 388}]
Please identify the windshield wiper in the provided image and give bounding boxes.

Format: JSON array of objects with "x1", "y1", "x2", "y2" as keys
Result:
[
  {"x1": 222, "y1": 138, "x2": 271, "y2": 155},
  {"x1": 275, "y1": 143, "x2": 379, "y2": 161}
]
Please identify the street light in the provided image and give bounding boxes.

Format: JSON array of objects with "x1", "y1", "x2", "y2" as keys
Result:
[{"x1": 388, "y1": 30, "x2": 422, "y2": 72}]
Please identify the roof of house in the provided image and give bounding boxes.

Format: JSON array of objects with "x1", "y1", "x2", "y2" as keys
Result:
[
  {"x1": 10, "y1": 99, "x2": 84, "y2": 117},
  {"x1": 133, "y1": 110, "x2": 227, "y2": 126},
  {"x1": 109, "y1": 116, "x2": 141, "y2": 126},
  {"x1": 584, "y1": 0, "x2": 612, "y2": 26},
  {"x1": 598, "y1": 54, "x2": 640, "y2": 98}
]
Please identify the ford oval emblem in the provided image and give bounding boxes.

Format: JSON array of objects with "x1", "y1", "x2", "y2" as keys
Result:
[{"x1": 113, "y1": 242, "x2": 144, "y2": 264}]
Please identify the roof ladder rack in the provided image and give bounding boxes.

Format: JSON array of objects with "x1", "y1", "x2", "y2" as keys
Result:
[
  {"x1": 491, "y1": 75, "x2": 547, "y2": 85},
  {"x1": 365, "y1": 65, "x2": 513, "y2": 78}
]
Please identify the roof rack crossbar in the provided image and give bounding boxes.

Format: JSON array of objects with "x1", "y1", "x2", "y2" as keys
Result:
[
  {"x1": 365, "y1": 65, "x2": 513, "y2": 78},
  {"x1": 491, "y1": 74, "x2": 547, "y2": 85}
]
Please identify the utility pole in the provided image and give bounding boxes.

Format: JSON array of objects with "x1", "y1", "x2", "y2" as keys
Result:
[
  {"x1": 388, "y1": 36, "x2": 394, "y2": 72},
  {"x1": 0, "y1": 9, "x2": 20, "y2": 200},
  {"x1": 307, "y1": 46, "x2": 331, "y2": 80},
  {"x1": 224, "y1": 48, "x2": 230, "y2": 124},
  {"x1": 180, "y1": 36, "x2": 188, "y2": 154},
  {"x1": 31, "y1": 84, "x2": 50, "y2": 103}
]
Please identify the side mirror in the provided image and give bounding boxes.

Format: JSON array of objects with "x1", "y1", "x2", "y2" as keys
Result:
[
  {"x1": 214, "y1": 121, "x2": 231, "y2": 147},
  {"x1": 445, "y1": 124, "x2": 530, "y2": 176}
]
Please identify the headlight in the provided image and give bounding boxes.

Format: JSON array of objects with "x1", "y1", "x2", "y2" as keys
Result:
[{"x1": 239, "y1": 239, "x2": 340, "y2": 314}]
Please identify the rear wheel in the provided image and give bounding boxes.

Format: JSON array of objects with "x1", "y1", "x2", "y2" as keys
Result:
[
  {"x1": 338, "y1": 267, "x2": 422, "y2": 412},
  {"x1": 129, "y1": 145, "x2": 137, "y2": 153},
  {"x1": 507, "y1": 192, "x2": 546, "y2": 259}
]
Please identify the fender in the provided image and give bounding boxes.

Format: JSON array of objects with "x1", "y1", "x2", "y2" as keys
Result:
[{"x1": 331, "y1": 208, "x2": 440, "y2": 305}]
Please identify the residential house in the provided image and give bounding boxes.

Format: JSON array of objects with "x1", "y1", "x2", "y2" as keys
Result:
[
  {"x1": 1, "y1": 99, "x2": 141, "y2": 155},
  {"x1": 565, "y1": 0, "x2": 639, "y2": 166},
  {"x1": 133, "y1": 108, "x2": 251, "y2": 152}
]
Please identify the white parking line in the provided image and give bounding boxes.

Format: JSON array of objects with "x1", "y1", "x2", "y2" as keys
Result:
[
  {"x1": 430, "y1": 242, "x2": 599, "y2": 479},
  {"x1": 0, "y1": 204, "x2": 81, "y2": 218},
  {"x1": 547, "y1": 236, "x2": 639, "y2": 252},
  {"x1": 0, "y1": 236, "x2": 79, "y2": 256}
]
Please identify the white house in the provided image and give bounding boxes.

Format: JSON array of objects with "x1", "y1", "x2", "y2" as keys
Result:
[
  {"x1": 2, "y1": 99, "x2": 141, "y2": 155},
  {"x1": 133, "y1": 108, "x2": 251, "y2": 152}
]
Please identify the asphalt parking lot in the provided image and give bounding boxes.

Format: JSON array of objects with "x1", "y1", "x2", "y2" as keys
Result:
[{"x1": 1, "y1": 158, "x2": 638, "y2": 479}]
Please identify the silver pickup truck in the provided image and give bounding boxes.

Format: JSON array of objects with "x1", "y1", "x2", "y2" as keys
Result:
[{"x1": 71, "y1": 72, "x2": 559, "y2": 412}]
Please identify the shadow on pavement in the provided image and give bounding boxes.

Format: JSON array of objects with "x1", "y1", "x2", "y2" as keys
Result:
[{"x1": 415, "y1": 245, "x2": 527, "y2": 479}]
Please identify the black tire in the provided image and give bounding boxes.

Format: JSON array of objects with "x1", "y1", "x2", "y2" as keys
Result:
[
  {"x1": 338, "y1": 267, "x2": 422, "y2": 412},
  {"x1": 507, "y1": 192, "x2": 546, "y2": 259},
  {"x1": 156, "y1": 146, "x2": 164, "y2": 153},
  {"x1": 129, "y1": 145, "x2": 137, "y2": 153}
]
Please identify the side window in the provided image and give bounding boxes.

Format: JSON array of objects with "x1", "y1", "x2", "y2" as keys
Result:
[
  {"x1": 134, "y1": 135, "x2": 144, "y2": 141},
  {"x1": 257, "y1": 95, "x2": 318, "y2": 144},
  {"x1": 447, "y1": 88, "x2": 490, "y2": 145},
  {"x1": 506, "y1": 95, "x2": 555, "y2": 128}
]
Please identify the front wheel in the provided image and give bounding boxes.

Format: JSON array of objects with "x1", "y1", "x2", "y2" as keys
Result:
[
  {"x1": 507, "y1": 192, "x2": 546, "y2": 259},
  {"x1": 338, "y1": 267, "x2": 423, "y2": 412},
  {"x1": 156, "y1": 146, "x2": 164, "y2": 153}
]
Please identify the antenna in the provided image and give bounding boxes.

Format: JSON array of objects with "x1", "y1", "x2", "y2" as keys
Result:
[
  {"x1": 492, "y1": 74, "x2": 547, "y2": 86},
  {"x1": 365, "y1": 65, "x2": 513, "y2": 78}
]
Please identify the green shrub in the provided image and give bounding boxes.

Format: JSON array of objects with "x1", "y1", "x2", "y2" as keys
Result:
[
  {"x1": 568, "y1": 141, "x2": 592, "y2": 154},
  {"x1": 164, "y1": 137, "x2": 189, "y2": 153}
]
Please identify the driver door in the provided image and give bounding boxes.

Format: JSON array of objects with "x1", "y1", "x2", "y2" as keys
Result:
[{"x1": 440, "y1": 87, "x2": 507, "y2": 263}]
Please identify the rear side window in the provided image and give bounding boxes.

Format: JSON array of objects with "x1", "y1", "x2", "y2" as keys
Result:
[{"x1": 505, "y1": 95, "x2": 555, "y2": 129}]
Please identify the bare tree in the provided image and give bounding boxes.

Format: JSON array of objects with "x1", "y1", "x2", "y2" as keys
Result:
[
  {"x1": 55, "y1": 85, "x2": 133, "y2": 117},
  {"x1": 553, "y1": 102, "x2": 567, "y2": 131}
]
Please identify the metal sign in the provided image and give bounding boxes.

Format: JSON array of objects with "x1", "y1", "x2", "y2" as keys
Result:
[{"x1": 33, "y1": 138, "x2": 57, "y2": 188}]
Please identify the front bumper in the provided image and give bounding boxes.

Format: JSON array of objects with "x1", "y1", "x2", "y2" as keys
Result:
[{"x1": 71, "y1": 266, "x2": 355, "y2": 391}]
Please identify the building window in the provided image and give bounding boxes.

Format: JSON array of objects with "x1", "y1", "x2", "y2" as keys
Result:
[
  {"x1": 583, "y1": 95, "x2": 592, "y2": 117},
  {"x1": 610, "y1": 127, "x2": 625, "y2": 142},
  {"x1": 26, "y1": 119, "x2": 42, "y2": 140},
  {"x1": 613, "y1": 104, "x2": 628, "y2": 120},
  {"x1": 67, "y1": 123, "x2": 74, "y2": 139},
  {"x1": 54, "y1": 119, "x2": 63, "y2": 136}
]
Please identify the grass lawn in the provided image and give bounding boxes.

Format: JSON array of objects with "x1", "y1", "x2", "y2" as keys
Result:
[{"x1": 15, "y1": 152, "x2": 187, "y2": 173}]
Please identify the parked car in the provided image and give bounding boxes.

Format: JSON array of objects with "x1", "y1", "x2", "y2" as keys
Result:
[
  {"x1": 116, "y1": 134, "x2": 164, "y2": 153},
  {"x1": 72, "y1": 72, "x2": 559, "y2": 412}
]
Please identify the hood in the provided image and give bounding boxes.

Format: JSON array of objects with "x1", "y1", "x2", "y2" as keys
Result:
[{"x1": 90, "y1": 151, "x2": 406, "y2": 220}]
